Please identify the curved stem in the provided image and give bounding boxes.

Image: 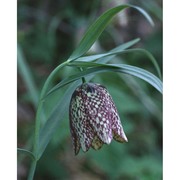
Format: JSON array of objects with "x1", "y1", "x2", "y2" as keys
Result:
[
  {"x1": 40, "y1": 60, "x2": 70, "y2": 100},
  {"x1": 27, "y1": 161, "x2": 37, "y2": 180},
  {"x1": 28, "y1": 60, "x2": 69, "y2": 180}
]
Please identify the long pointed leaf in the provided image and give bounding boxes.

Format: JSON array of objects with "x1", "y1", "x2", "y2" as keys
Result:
[
  {"x1": 118, "y1": 48, "x2": 162, "y2": 79},
  {"x1": 76, "y1": 47, "x2": 161, "y2": 79},
  {"x1": 71, "y1": 62, "x2": 163, "y2": 93},
  {"x1": 46, "y1": 62, "x2": 162, "y2": 97},
  {"x1": 76, "y1": 38, "x2": 140, "y2": 62},
  {"x1": 68, "y1": 4, "x2": 154, "y2": 61}
]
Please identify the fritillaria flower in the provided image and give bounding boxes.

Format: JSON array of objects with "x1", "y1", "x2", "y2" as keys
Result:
[{"x1": 69, "y1": 83, "x2": 128, "y2": 155}]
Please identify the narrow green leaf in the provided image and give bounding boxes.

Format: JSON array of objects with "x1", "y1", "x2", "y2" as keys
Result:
[
  {"x1": 68, "y1": 4, "x2": 154, "y2": 61},
  {"x1": 75, "y1": 47, "x2": 161, "y2": 79},
  {"x1": 71, "y1": 62, "x2": 162, "y2": 93},
  {"x1": 118, "y1": 48, "x2": 162, "y2": 79},
  {"x1": 109, "y1": 38, "x2": 140, "y2": 53},
  {"x1": 76, "y1": 38, "x2": 140, "y2": 62},
  {"x1": 132, "y1": 5, "x2": 154, "y2": 26},
  {"x1": 46, "y1": 62, "x2": 162, "y2": 97},
  {"x1": 17, "y1": 148, "x2": 36, "y2": 160}
]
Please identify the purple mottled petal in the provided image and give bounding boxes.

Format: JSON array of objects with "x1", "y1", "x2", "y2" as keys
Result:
[
  {"x1": 69, "y1": 87, "x2": 95, "y2": 153},
  {"x1": 79, "y1": 120, "x2": 95, "y2": 152},
  {"x1": 69, "y1": 121, "x2": 80, "y2": 155},
  {"x1": 110, "y1": 97, "x2": 128, "y2": 143},
  {"x1": 85, "y1": 84, "x2": 113, "y2": 144},
  {"x1": 112, "y1": 114, "x2": 128, "y2": 143},
  {"x1": 69, "y1": 82, "x2": 128, "y2": 155}
]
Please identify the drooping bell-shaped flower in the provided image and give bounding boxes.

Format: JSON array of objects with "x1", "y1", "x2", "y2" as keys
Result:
[{"x1": 69, "y1": 83, "x2": 128, "y2": 155}]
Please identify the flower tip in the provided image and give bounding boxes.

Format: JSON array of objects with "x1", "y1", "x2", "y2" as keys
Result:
[
  {"x1": 122, "y1": 134, "x2": 128, "y2": 143},
  {"x1": 124, "y1": 137, "x2": 128, "y2": 143},
  {"x1": 106, "y1": 136, "x2": 112, "y2": 144}
]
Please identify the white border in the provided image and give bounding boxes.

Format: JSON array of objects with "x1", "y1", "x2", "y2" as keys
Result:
[
  {"x1": 0, "y1": 1, "x2": 17, "y2": 179},
  {"x1": 163, "y1": 0, "x2": 180, "y2": 179},
  {"x1": 1, "y1": 0, "x2": 180, "y2": 179}
]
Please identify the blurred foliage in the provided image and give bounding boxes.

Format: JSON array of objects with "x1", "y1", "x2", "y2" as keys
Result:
[{"x1": 17, "y1": 0, "x2": 162, "y2": 179}]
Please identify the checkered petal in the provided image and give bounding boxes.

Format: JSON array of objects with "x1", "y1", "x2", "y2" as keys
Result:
[
  {"x1": 69, "y1": 120, "x2": 81, "y2": 155},
  {"x1": 84, "y1": 84, "x2": 113, "y2": 144},
  {"x1": 109, "y1": 95, "x2": 128, "y2": 142},
  {"x1": 69, "y1": 83, "x2": 128, "y2": 155},
  {"x1": 69, "y1": 88, "x2": 95, "y2": 154}
]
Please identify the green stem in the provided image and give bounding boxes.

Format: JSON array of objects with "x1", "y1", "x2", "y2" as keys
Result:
[
  {"x1": 28, "y1": 60, "x2": 69, "y2": 180},
  {"x1": 82, "y1": 77, "x2": 86, "y2": 83},
  {"x1": 27, "y1": 160, "x2": 37, "y2": 180},
  {"x1": 79, "y1": 67, "x2": 87, "y2": 83}
]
